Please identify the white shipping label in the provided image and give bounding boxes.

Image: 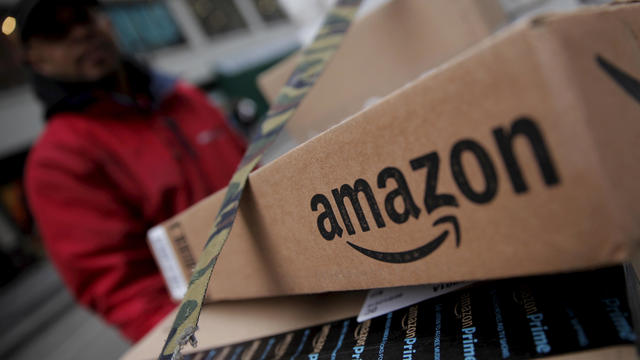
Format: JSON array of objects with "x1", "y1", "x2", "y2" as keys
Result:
[
  {"x1": 147, "y1": 225, "x2": 188, "y2": 301},
  {"x1": 357, "y1": 282, "x2": 472, "y2": 323}
]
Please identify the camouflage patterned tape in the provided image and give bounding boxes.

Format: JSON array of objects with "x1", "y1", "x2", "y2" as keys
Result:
[{"x1": 159, "y1": 1, "x2": 362, "y2": 359}]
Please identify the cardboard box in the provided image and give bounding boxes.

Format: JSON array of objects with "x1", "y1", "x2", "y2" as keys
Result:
[
  {"x1": 120, "y1": 291, "x2": 367, "y2": 360},
  {"x1": 122, "y1": 266, "x2": 640, "y2": 359},
  {"x1": 257, "y1": 0, "x2": 505, "y2": 143},
  {"x1": 148, "y1": 3, "x2": 640, "y2": 303}
]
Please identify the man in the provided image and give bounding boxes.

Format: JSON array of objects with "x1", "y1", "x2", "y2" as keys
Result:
[{"x1": 17, "y1": 0, "x2": 246, "y2": 341}]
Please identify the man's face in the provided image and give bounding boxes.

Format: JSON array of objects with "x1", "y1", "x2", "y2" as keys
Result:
[{"x1": 24, "y1": 6, "x2": 120, "y2": 83}]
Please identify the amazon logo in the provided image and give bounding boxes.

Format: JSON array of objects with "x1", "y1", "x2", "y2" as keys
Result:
[
  {"x1": 597, "y1": 54, "x2": 640, "y2": 104},
  {"x1": 310, "y1": 117, "x2": 560, "y2": 263},
  {"x1": 309, "y1": 53, "x2": 639, "y2": 264}
]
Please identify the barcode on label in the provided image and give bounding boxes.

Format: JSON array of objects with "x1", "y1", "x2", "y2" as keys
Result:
[{"x1": 148, "y1": 225, "x2": 188, "y2": 300}]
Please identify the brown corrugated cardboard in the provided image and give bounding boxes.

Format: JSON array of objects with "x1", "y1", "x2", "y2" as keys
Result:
[
  {"x1": 257, "y1": 0, "x2": 506, "y2": 143},
  {"x1": 148, "y1": 3, "x2": 640, "y2": 303}
]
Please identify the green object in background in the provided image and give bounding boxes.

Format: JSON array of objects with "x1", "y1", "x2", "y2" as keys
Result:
[{"x1": 215, "y1": 45, "x2": 298, "y2": 121}]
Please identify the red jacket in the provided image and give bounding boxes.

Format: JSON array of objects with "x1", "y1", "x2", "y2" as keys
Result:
[{"x1": 25, "y1": 68, "x2": 245, "y2": 342}]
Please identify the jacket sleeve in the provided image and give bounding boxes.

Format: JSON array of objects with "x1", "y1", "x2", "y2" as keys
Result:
[{"x1": 25, "y1": 140, "x2": 175, "y2": 342}]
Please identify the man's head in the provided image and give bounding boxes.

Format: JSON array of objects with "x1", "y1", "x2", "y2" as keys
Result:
[{"x1": 16, "y1": 0, "x2": 121, "y2": 83}]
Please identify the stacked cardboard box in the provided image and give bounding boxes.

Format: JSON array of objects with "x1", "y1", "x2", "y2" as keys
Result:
[
  {"x1": 123, "y1": 266, "x2": 640, "y2": 360},
  {"x1": 126, "y1": 266, "x2": 639, "y2": 360},
  {"x1": 127, "y1": 1, "x2": 640, "y2": 359},
  {"x1": 256, "y1": 0, "x2": 505, "y2": 143},
  {"x1": 147, "y1": 0, "x2": 508, "y2": 303}
]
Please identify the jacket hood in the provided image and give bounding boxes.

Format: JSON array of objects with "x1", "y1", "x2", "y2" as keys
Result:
[{"x1": 30, "y1": 59, "x2": 176, "y2": 119}]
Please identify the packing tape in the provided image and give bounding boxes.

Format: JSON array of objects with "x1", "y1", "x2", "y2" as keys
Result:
[{"x1": 158, "y1": 1, "x2": 363, "y2": 359}]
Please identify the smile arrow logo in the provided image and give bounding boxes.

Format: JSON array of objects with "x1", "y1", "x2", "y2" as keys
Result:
[
  {"x1": 597, "y1": 54, "x2": 640, "y2": 104},
  {"x1": 346, "y1": 215, "x2": 460, "y2": 264}
]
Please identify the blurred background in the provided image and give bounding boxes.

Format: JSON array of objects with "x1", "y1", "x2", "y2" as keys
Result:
[{"x1": 0, "y1": 0, "x2": 610, "y2": 359}]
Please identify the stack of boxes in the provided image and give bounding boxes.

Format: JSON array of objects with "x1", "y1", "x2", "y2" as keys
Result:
[{"x1": 124, "y1": 1, "x2": 640, "y2": 359}]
